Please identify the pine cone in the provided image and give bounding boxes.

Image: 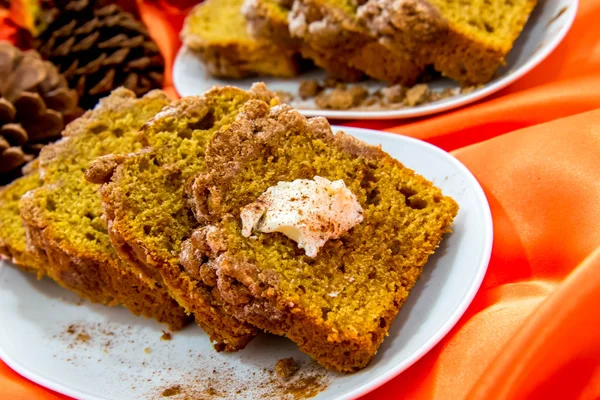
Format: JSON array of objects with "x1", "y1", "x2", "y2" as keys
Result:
[
  {"x1": 0, "y1": 41, "x2": 80, "y2": 185},
  {"x1": 34, "y1": 0, "x2": 165, "y2": 110}
]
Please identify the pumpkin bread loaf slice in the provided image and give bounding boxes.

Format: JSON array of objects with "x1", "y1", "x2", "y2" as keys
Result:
[
  {"x1": 182, "y1": 0, "x2": 301, "y2": 79},
  {"x1": 358, "y1": 0, "x2": 538, "y2": 84},
  {"x1": 242, "y1": 0, "x2": 363, "y2": 81},
  {"x1": 19, "y1": 88, "x2": 190, "y2": 331},
  {"x1": 86, "y1": 84, "x2": 278, "y2": 351},
  {"x1": 0, "y1": 171, "x2": 44, "y2": 276},
  {"x1": 183, "y1": 101, "x2": 458, "y2": 372},
  {"x1": 288, "y1": 0, "x2": 424, "y2": 84}
]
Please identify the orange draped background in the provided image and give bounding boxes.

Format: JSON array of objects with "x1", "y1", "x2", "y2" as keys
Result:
[{"x1": 2, "y1": 1, "x2": 600, "y2": 399}]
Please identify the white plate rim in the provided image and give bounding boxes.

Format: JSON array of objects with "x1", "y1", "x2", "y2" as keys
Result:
[
  {"x1": 173, "y1": 0, "x2": 577, "y2": 120},
  {"x1": 328, "y1": 128, "x2": 493, "y2": 399},
  {"x1": 0, "y1": 128, "x2": 494, "y2": 400}
]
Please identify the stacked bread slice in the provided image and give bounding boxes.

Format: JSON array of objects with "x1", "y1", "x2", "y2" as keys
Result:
[
  {"x1": 2, "y1": 84, "x2": 456, "y2": 371},
  {"x1": 184, "y1": 0, "x2": 537, "y2": 85},
  {"x1": 86, "y1": 84, "x2": 278, "y2": 351},
  {"x1": 242, "y1": 0, "x2": 364, "y2": 81},
  {"x1": 357, "y1": 0, "x2": 538, "y2": 84},
  {"x1": 182, "y1": 0, "x2": 301, "y2": 79},
  {"x1": 2, "y1": 88, "x2": 190, "y2": 331},
  {"x1": 90, "y1": 85, "x2": 456, "y2": 371},
  {"x1": 179, "y1": 99, "x2": 457, "y2": 371}
]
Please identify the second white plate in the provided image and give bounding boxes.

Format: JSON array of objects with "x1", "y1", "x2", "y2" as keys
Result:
[
  {"x1": 0, "y1": 127, "x2": 493, "y2": 400},
  {"x1": 173, "y1": 0, "x2": 576, "y2": 120}
]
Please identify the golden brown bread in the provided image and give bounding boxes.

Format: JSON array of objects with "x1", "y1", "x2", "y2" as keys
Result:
[
  {"x1": 19, "y1": 88, "x2": 190, "y2": 331},
  {"x1": 183, "y1": 100, "x2": 458, "y2": 371},
  {"x1": 289, "y1": 0, "x2": 424, "y2": 84},
  {"x1": 0, "y1": 170, "x2": 44, "y2": 276},
  {"x1": 358, "y1": 0, "x2": 538, "y2": 84},
  {"x1": 182, "y1": 0, "x2": 301, "y2": 79},
  {"x1": 87, "y1": 84, "x2": 281, "y2": 351},
  {"x1": 242, "y1": 0, "x2": 364, "y2": 81}
]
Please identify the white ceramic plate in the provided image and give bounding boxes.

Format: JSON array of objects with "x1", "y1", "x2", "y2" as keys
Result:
[
  {"x1": 0, "y1": 127, "x2": 493, "y2": 400},
  {"x1": 173, "y1": 0, "x2": 576, "y2": 120}
]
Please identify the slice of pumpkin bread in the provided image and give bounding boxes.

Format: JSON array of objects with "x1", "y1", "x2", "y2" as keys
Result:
[
  {"x1": 0, "y1": 171, "x2": 44, "y2": 276},
  {"x1": 183, "y1": 101, "x2": 458, "y2": 372},
  {"x1": 288, "y1": 0, "x2": 425, "y2": 84},
  {"x1": 182, "y1": 0, "x2": 300, "y2": 79},
  {"x1": 19, "y1": 88, "x2": 190, "y2": 331},
  {"x1": 86, "y1": 84, "x2": 278, "y2": 351},
  {"x1": 358, "y1": 0, "x2": 538, "y2": 84},
  {"x1": 242, "y1": 0, "x2": 363, "y2": 81}
]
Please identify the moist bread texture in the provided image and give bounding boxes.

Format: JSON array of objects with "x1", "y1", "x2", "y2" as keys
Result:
[
  {"x1": 183, "y1": 100, "x2": 458, "y2": 371},
  {"x1": 288, "y1": 0, "x2": 424, "y2": 84},
  {"x1": 19, "y1": 88, "x2": 190, "y2": 331},
  {"x1": 242, "y1": 0, "x2": 363, "y2": 81},
  {"x1": 87, "y1": 84, "x2": 279, "y2": 351},
  {"x1": 0, "y1": 171, "x2": 44, "y2": 275},
  {"x1": 358, "y1": 0, "x2": 538, "y2": 84},
  {"x1": 182, "y1": 0, "x2": 301, "y2": 79}
]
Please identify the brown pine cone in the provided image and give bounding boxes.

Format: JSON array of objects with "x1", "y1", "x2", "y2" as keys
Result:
[
  {"x1": 0, "y1": 41, "x2": 81, "y2": 185},
  {"x1": 34, "y1": 0, "x2": 165, "y2": 110}
]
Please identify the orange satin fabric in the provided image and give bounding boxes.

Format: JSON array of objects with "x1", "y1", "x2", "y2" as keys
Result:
[{"x1": 2, "y1": 1, "x2": 600, "y2": 399}]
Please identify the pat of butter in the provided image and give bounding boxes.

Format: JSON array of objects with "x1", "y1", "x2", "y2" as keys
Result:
[{"x1": 240, "y1": 176, "x2": 364, "y2": 257}]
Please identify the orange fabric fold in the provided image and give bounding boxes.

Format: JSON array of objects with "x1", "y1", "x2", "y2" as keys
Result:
[
  {"x1": 2, "y1": 0, "x2": 600, "y2": 399},
  {"x1": 348, "y1": 0, "x2": 600, "y2": 151}
]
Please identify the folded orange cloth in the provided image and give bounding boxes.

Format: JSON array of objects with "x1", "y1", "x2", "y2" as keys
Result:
[{"x1": 1, "y1": 1, "x2": 599, "y2": 399}]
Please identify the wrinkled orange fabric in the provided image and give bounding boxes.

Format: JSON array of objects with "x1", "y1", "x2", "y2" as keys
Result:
[{"x1": 1, "y1": 1, "x2": 600, "y2": 399}]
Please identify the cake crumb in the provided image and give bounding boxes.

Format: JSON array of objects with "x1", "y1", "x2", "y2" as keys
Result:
[
  {"x1": 314, "y1": 85, "x2": 370, "y2": 110},
  {"x1": 160, "y1": 331, "x2": 172, "y2": 341},
  {"x1": 430, "y1": 87, "x2": 459, "y2": 101},
  {"x1": 460, "y1": 84, "x2": 482, "y2": 94},
  {"x1": 315, "y1": 88, "x2": 354, "y2": 110},
  {"x1": 323, "y1": 77, "x2": 342, "y2": 88},
  {"x1": 295, "y1": 78, "x2": 469, "y2": 111},
  {"x1": 298, "y1": 80, "x2": 323, "y2": 99},
  {"x1": 404, "y1": 84, "x2": 430, "y2": 106},
  {"x1": 145, "y1": 347, "x2": 151, "y2": 354},
  {"x1": 380, "y1": 84, "x2": 407, "y2": 104},
  {"x1": 348, "y1": 85, "x2": 369, "y2": 105},
  {"x1": 275, "y1": 90, "x2": 294, "y2": 104},
  {"x1": 275, "y1": 358, "x2": 299, "y2": 380}
]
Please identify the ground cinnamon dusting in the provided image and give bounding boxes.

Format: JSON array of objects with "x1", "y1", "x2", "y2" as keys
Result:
[
  {"x1": 151, "y1": 359, "x2": 331, "y2": 400},
  {"x1": 161, "y1": 385, "x2": 181, "y2": 397},
  {"x1": 55, "y1": 323, "x2": 331, "y2": 399},
  {"x1": 65, "y1": 324, "x2": 91, "y2": 344},
  {"x1": 76, "y1": 332, "x2": 91, "y2": 343}
]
